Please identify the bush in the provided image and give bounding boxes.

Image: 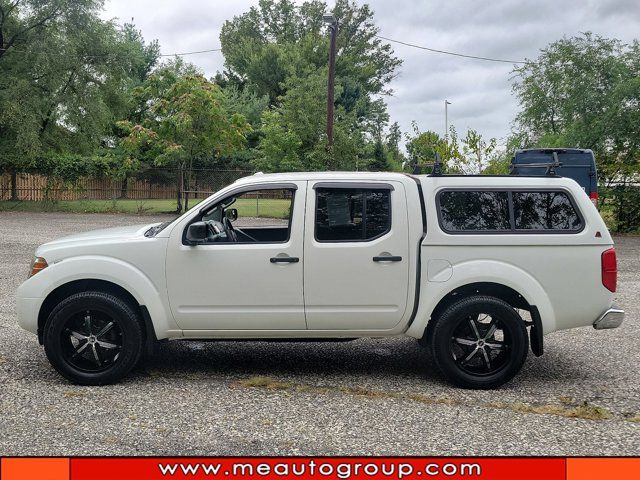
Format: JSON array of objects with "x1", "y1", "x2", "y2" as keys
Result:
[{"x1": 601, "y1": 185, "x2": 640, "y2": 233}]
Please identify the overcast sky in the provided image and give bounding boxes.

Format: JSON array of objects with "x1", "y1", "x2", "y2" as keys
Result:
[{"x1": 101, "y1": 0, "x2": 639, "y2": 147}]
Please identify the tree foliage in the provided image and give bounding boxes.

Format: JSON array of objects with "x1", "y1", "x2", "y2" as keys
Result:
[
  {"x1": 512, "y1": 33, "x2": 640, "y2": 183},
  {"x1": 0, "y1": 0, "x2": 160, "y2": 189},
  {"x1": 118, "y1": 70, "x2": 251, "y2": 170},
  {"x1": 254, "y1": 68, "x2": 363, "y2": 172},
  {"x1": 458, "y1": 129, "x2": 497, "y2": 174},
  {"x1": 220, "y1": 0, "x2": 401, "y2": 170},
  {"x1": 405, "y1": 123, "x2": 461, "y2": 173}
]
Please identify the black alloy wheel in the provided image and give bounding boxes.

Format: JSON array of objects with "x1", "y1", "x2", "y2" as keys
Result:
[
  {"x1": 450, "y1": 312, "x2": 510, "y2": 376},
  {"x1": 44, "y1": 291, "x2": 143, "y2": 385},
  {"x1": 61, "y1": 309, "x2": 123, "y2": 373},
  {"x1": 430, "y1": 295, "x2": 529, "y2": 389}
]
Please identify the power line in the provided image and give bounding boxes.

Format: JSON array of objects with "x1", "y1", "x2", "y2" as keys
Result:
[
  {"x1": 6, "y1": 34, "x2": 528, "y2": 65},
  {"x1": 158, "y1": 48, "x2": 222, "y2": 57},
  {"x1": 0, "y1": 46, "x2": 222, "y2": 57},
  {"x1": 375, "y1": 35, "x2": 529, "y2": 64}
]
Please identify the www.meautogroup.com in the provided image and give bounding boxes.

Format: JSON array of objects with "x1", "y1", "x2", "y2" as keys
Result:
[{"x1": 157, "y1": 460, "x2": 483, "y2": 478}]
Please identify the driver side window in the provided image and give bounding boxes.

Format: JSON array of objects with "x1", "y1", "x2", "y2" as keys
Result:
[{"x1": 200, "y1": 188, "x2": 295, "y2": 244}]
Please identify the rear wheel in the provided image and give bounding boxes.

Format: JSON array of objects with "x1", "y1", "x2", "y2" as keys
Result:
[
  {"x1": 430, "y1": 295, "x2": 528, "y2": 389},
  {"x1": 43, "y1": 291, "x2": 143, "y2": 385}
]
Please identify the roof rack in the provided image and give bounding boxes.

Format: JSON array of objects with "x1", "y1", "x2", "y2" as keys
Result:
[
  {"x1": 413, "y1": 153, "x2": 444, "y2": 176},
  {"x1": 511, "y1": 151, "x2": 563, "y2": 175}
]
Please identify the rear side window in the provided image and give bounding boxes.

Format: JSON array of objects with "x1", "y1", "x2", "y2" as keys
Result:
[
  {"x1": 437, "y1": 189, "x2": 583, "y2": 234},
  {"x1": 438, "y1": 191, "x2": 510, "y2": 231},
  {"x1": 513, "y1": 191, "x2": 582, "y2": 231},
  {"x1": 315, "y1": 187, "x2": 391, "y2": 242}
]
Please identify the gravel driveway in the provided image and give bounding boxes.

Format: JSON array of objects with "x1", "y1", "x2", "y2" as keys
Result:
[{"x1": 0, "y1": 212, "x2": 638, "y2": 455}]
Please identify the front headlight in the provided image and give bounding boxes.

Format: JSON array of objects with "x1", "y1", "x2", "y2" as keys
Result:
[{"x1": 29, "y1": 257, "x2": 48, "y2": 277}]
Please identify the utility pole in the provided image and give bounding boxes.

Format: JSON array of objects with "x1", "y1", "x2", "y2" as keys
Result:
[
  {"x1": 444, "y1": 100, "x2": 451, "y2": 141},
  {"x1": 323, "y1": 14, "x2": 338, "y2": 165}
]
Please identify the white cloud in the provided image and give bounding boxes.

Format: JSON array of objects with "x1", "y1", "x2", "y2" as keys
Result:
[{"x1": 102, "y1": 0, "x2": 639, "y2": 147}]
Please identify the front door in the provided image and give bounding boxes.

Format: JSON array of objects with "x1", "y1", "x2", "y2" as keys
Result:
[
  {"x1": 165, "y1": 182, "x2": 306, "y2": 331},
  {"x1": 303, "y1": 181, "x2": 410, "y2": 331}
]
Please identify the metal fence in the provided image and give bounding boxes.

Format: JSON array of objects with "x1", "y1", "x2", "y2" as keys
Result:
[{"x1": 0, "y1": 168, "x2": 253, "y2": 209}]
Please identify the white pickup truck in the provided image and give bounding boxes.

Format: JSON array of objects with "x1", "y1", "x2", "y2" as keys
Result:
[{"x1": 16, "y1": 172, "x2": 624, "y2": 388}]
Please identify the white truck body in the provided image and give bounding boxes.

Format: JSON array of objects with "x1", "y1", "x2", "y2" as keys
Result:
[{"x1": 16, "y1": 172, "x2": 623, "y2": 387}]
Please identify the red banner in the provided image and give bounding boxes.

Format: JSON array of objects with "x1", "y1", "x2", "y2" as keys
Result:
[{"x1": 1, "y1": 457, "x2": 638, "y2": 480}]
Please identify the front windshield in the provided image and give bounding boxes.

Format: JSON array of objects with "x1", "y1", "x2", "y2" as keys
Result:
[{"x1": 144, "y1": 196, "x2": 235, "y2": 238}]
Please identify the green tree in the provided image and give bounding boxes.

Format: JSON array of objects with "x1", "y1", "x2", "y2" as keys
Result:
[
  {"x1": 255, "y1": 68, "x2": 363, "y2": 172},
  {"x1": 405, "y1": 123, "x2": 461, "y2": 173},
  {"x1": 367, "y1": 139, "x2": 389, "y2": 171},
  {"x1": 458, "y1": 129, "x2": 497, "y2": 174},
  {"x1": 220, "y1": 0, "x2": 401, "y2": 169},
  {"x1": 512, "y1": 33, "x2": 640, "y2": 184},
  {"x1": 119, "y1": 73, "x2": 251, "y2": 211},
  {"x1": 220, "y1": 0, "x2": 401, "y2": 105},
  {"x1": 385, "y1": 121, "x2": 404, "y2": 170},
  {"x1": 0, "y1": 0, "x2": 159, "y2": 198}
]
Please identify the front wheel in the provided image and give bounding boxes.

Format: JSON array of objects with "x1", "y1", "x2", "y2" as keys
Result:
[
  {"x1": 430, "y1": 295, "x2": 529, "y2": 389},
  {"x1": 43, "y1": 291, "x2": 143, "y2": 385}
]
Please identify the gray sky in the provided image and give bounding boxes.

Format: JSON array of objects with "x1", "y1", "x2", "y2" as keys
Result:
[{"x1": 101, "y1": 0, "x2": 639, "y2": 147}]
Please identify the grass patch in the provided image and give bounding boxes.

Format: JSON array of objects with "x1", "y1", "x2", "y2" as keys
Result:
[
  {"x1": 488, "y1": 401, "x2": 612, "y2": 421},
  {"x1": 236, "y1": 376, "x2": 619, "y2": 421},
  {"x1": 63, "y1": 390, "x2": 88, "y2": 398},
  {"x1": 0, "y1": 197, "x2": 292, "y2": 218},
  {"x1": 237, "y1": 376, "x2": 295, "y2": 390},
  {"x1": 0, "y1": 199, "x2": 184, "y2": 214},
  {"x1": 627, "y1": 414, "x2": 640, "y2": 423}
]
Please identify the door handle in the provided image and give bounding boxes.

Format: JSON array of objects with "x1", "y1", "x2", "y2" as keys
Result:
[
  {"x1": 270, "y1": 256, "x2": 299, "y2": 263},
  {"x1": 373, "y1": 255, "x2": 402, "y2": 262}
]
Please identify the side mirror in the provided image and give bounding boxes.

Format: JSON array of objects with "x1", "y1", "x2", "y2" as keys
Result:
[
  {"x1": 226, "y1": 208, "x2": 238, "y2": 222},
  {"x1": 186, "y1": 221, "x2": 207, "y2": 244}
]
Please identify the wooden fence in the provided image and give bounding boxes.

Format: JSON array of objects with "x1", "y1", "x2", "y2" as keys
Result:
[
  {"x1": 0, "y1": 170, "x2": 251, "y2": 202},
  {"x1": 0, "y1": 173, "x2": 177, "y2": 201}
]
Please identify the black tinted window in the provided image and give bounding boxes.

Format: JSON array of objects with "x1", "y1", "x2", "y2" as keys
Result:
[
  {"x1": 316, "y1": 188, "x2": 391, "y2": 241},
  {"x1": 439, "y1": 191, "x2": 510, "y2": 231},
  {"x1": 513, "y1": 191, "x2": 582, "y2": 231}
]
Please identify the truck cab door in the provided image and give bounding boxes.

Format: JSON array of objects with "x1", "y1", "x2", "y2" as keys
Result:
[
  {"x1": 165, "y1": 181, "x2": 307, "y2": 331},
  {"x1": 303, "y1": 181, "x2": 410, "y2": 331}
]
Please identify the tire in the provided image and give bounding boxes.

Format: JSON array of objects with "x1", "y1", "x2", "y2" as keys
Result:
[
  {"x1": 43, "y1": 291, "x2": 143, "y2": 385},
  {"x1": 430, "y1": 295, "x2": 528, "y2": 389}
]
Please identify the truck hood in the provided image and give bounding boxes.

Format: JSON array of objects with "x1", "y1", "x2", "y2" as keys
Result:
[{"x1": 38, "y1": 224, "x2": 157, "y2": 250}]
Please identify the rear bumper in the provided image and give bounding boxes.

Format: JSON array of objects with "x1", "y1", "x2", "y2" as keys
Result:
[{"x1": 593, "y1": 305, "x2": 625, "y2": 330}]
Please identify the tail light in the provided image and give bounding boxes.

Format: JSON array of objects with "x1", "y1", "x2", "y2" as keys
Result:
[
  {"x1": 601, "y1": 247, "x2": 617, "y2": 292},
  {"x1": 590, "y1": 191, "x2": 599, "y2": 208}
]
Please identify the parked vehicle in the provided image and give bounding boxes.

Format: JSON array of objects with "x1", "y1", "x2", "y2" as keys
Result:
[
  {"x1": 511, "y1": 148, "x2": 599, "y2": 206},
  {"x1": 16, "y1": 172, "x2": 623, "y2": 388}
]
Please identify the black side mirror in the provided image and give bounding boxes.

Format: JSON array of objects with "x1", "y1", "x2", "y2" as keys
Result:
[
  {"x1": 226, "y1": 208, "x2": 238, "y2": 222},
  {"x1": 186, "y1": 221, "x2": 207, "y2": 244}
]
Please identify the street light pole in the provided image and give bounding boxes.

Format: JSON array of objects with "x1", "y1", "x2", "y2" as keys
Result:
[
  {"x1": 444, "y1": 100, "x2": 451, "y2": 142},
  {"x1": 323, "y1": 14, "x2": 338, "y2": 163}
]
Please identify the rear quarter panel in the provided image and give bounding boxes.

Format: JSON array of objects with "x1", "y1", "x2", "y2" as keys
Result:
[{"x1": 406, "y1": 176, "x2": 614, "y2": 338}]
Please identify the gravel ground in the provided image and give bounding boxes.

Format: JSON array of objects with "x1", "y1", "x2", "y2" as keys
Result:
[{"x1": 0, "y1": 212, "x2": 638, "y2": 456}]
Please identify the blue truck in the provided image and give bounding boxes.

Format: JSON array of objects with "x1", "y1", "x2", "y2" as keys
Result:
[{"x1": 510, "y1": 148, "x2": 599, "y2": 206}]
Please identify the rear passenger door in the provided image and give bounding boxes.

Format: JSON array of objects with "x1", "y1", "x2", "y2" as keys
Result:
[{"x1": 303, "y1": 181, "x2": 410, "y2": 331}]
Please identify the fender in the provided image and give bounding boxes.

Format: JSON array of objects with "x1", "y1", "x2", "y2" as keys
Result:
[
  {"x1": 17, "y1": 255, "x2": 180, "y2": 340},
  {"x1": 405, "y1": 259, "x2": 557, "y2": 339}
]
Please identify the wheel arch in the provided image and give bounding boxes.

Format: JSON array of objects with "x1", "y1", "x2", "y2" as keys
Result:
[
  {"x1": 407, "y1": 259, "x2": 556, "y2": 357},
  {"x1": 37, "y1": 279, "x2": 157, "y2": 352},
  {"x1": 421, "y1": 282, "x2": 531, "y2": 347},
  {"x1": 24, "y1": 255, "x2": 178, "y2": 344}
]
